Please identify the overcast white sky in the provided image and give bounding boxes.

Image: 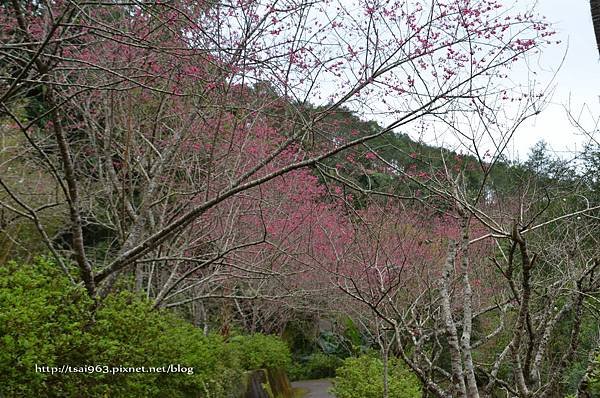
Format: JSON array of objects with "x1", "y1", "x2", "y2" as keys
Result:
[{"x1": 508, "y1": 0, "x2": 599, "y2": 160}]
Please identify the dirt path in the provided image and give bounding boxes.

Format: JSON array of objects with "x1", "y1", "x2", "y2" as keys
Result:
[{"x1": 291, "y1": 379, "x2": 335, "y2": 398}]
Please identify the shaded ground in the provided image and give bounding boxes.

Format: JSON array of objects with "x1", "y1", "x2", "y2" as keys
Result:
[{"x1": 291, "y1": 379, "x2": 335, "y2": 398}]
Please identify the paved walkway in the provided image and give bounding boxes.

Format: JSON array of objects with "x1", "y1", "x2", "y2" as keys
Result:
[{"x1": 291, "y1": 379, "x2": 335, "y2": 398}]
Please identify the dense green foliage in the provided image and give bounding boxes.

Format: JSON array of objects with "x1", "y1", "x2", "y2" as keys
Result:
[
  {"x1": 0, "y1": 259, "x2": 291, "y2": 397},
  {"x1": 284, "y1": 317, "x2": 370, "y2": 381},
  {"x1": 590, "y1": 354, "x2": 600, "y2": 395},
  {"x1": 331, "y1": 354, "x2": 421, "y2": 398},
  {"x1": 288, "y1": 353, "x2": 343, "y2": 381},
  {"x1": 227, "y1": 333, "x2": 292, "y2": 370}
]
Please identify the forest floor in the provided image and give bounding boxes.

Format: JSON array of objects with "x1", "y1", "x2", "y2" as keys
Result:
[{"x1": 291, "y1": 379, "x2": 334, "y2": 398}]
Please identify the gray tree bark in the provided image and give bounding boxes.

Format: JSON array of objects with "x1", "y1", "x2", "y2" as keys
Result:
[
  {"x1": 591, "y1": 0, "x2": 600, "y2": 56},
  {"x1": 440, "y1": 241, "x2": 467, "y2": 398}
]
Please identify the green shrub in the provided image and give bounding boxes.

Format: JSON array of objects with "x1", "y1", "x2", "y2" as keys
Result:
[
  {"x1": 0, "y1": 258, "x2": 243, "y2": 397},
  {"x1": 288, "y1": 353, "x2": 343, "y2": 381},
  {"x1": 332, "y1": 354, "x2": 421, "y2": 398},
  {"x1": 589, "y1": 354, "x2": 600, "y2": 396},
  {"x1": 226, "y1": 333, "x2": 291, "y2": 370}
]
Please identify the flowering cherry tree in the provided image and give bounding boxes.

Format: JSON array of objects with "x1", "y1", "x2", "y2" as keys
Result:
[{"x1": 1, "y1": 0, "x2": 553, "y2": 300}]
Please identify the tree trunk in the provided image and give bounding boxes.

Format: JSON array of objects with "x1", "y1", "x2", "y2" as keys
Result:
[
  {"x1": 458, "y1": 216, "x2": 480, "y2": 398},
  {"x1": 592, "y1": 0, "x2": 600, "y2": 56},
  {"x1": 440, "y1": 241, "x2": 467, "y2": 397},
  {"x1": 382, "y1": 343, "x2": 389, "y2": 398}
]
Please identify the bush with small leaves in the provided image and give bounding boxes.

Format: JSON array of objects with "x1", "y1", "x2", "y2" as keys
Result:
[
  {"x1": 0, "y1": 258, "x2": 243, "y2": 397},
  {"x1": 332, "y1": 354, "x2": 421, "y2": 398},
  {"x1": 589, "y1": 353, "x2": 600, "y2": 396},
  {"x1": 288, "y1": 353, "x2": 343, "y2": 381},
  {"x1": 226, "y1": 333, "x2": 292, "y2": 371}
]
